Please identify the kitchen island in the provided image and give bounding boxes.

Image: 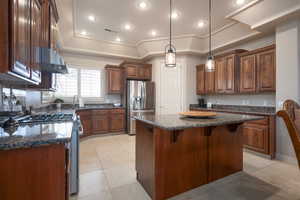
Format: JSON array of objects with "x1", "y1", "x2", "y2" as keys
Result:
[{"x1": 134, "y1": 113, "x2": 263, "y2": 200}]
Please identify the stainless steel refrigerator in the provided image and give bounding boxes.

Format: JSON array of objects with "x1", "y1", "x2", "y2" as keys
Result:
[{"x1": 126, "y1": 80, "x2": 155, "y2": 135}]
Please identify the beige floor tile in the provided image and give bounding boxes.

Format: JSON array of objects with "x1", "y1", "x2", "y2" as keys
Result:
[
  {"x1": 104, "y1": 165, "x2": 137, "y2": 188},
  {"x1": 78, "y1": 170, "x2": 110, "y2": 198},
  {"x1": 78, "y1": 135, "x2": 300, "y2": 200},
  {"x1": 110, "y1": 182, "x2": 151, "y2": 200},
  {"x1": 77, "y1": 190, "x2": 113, "y2": 200}
]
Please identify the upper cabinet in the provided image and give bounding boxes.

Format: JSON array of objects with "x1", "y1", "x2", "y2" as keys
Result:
[
  {"x1": 239, "y1": 45, "x2": 276, "y2": 93},
  {"x1": 214, "y1": 50, "x2": 246, "y2": 94},
  {"x1": 11, "y1": 0, "x2": 32, "y2": 79},
  {"x1": 196, "y1": 65, "x2": 205, "y2": 95},
  {"x1": 121, "y1": 61, "x2": 152, "y2": 81},
  {"x1": 195, "y1": 45, "x2": 276, "y2": 95},
  {"x1": 105, "y1": 65, "x2": 123, "y2": 94},
  {"x1": 0, "y1": 0, "x2": 59, "y2": 86},
  {"x1": 30, "y1": 0, "x2": 42, "y2": 82}
]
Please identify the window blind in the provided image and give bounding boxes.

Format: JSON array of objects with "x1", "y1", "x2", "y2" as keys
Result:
[
  {"x1": 80, "y1": 69, "x2": 102, "y2": 98},
  {"x1": 56, "y1": 67, "x2": 78, "y2": 97}
]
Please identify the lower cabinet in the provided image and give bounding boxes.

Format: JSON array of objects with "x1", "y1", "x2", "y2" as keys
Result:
[
  {"x1": 77, "y1": 108, "x2": 125, "y2": 137},
  {"x1": 190, "y1": 109, "x2": 276, "y2": 159},
  {"x1": 0, "y1": 144, "x2": 68, "y2": 200}
]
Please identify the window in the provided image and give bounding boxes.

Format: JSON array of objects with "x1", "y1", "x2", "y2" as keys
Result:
[
  {"x1": 80, "y1": 69, "x2": 101, "y2": 98},
  {"x1": 56, "y1": 67, "x2": 78, "y2": 97},
  {"x1": 52, "y1": 66, "x2": 104, "y2": 101}
]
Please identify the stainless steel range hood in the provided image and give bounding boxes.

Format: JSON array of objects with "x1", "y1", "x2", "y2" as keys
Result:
[{"x1": 40, "y1": 48, "x2": 68, "y2": 74}]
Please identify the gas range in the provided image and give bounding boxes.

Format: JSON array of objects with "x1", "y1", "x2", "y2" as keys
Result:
[{"x1": 17, "y1": 113, "x2": 74, "y2": 124}]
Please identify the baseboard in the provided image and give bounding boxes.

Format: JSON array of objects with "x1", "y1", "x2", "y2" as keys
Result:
[{"x1": 276, "y1": 153, "x2": 298, "y2": 166}]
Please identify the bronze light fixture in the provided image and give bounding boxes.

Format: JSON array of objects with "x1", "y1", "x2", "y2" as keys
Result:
[
  {"x1": 165, "y1": 0, "x2": 176, "y2": 67},
  {"x1": 205, "y1": 0, "x2": 215, "y2": 72}
]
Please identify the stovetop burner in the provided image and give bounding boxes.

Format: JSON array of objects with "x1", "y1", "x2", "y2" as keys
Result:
[{"x1": 18, "y1": 113, "x2": 74, "y2": 124}]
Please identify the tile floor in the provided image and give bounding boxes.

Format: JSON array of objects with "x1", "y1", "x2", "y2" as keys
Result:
[{"x1": 71, "y1": 134, "x2": 300, "y2": 200}]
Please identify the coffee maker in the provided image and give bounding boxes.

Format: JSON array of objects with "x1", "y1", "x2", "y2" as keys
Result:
[{"x1": 198, "y1": 98, "x2": 206, "y2": 108}]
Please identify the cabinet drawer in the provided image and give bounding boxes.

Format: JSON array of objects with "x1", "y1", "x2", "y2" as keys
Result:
[
  {"x1": 111, "y1": 109, "x2": 125, "y2": 114},
  {"x1": 246, "y1": 118, "x2": 268, "y2": 126},
  {"x1": 76, "y1": 110, "x2": 92, "y2": 118},
  {"x1": 92, "y1": 110, "x2": 109, "y2": 116}
]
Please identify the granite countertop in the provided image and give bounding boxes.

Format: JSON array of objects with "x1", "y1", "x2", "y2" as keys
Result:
[
  {"x1": 32, "y1": 103, "x2": 125, "y2": 114},
  {"x1": 0, "y1": 122, "x2": 74, "y2": 151},
  {"x1": 190, "y1": 104, "x2": 276, "y2": 116},
  {"x1": 134, "y1": 113, "x2": 263, "y2": 131}
]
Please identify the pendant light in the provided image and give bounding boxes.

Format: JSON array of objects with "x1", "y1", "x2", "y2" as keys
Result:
[
  {"x1": 165, "y1": 0, "x2": 176, "y2": 67},
  {"x1": 205, "y1": 0, "x2": 215, "y2": 72}
]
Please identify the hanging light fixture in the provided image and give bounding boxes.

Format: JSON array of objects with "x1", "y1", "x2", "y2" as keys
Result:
[
  {"x1": 165, "y1": 0, "x2": 176, "y2": 67},
  {"x1": 205, "y1": 0, "x2": 215, "y2": 72}
]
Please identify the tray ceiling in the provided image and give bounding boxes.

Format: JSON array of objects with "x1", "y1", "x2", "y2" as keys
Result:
[{"x1": 73, "y1": 0, "x2": 251, "y2": 45}]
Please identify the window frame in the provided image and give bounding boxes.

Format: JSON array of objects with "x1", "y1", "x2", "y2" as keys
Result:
[{"x1": 53, "y1": 65, "x2": 105, "y2": 103}]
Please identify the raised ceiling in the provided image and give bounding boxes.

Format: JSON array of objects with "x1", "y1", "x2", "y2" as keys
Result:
[{"x1": 74, "y1": 0, "x2": 251, "y2": 45}]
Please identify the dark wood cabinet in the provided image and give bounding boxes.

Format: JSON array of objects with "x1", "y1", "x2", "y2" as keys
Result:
[
  {"x1": 257, "y1": 49, "x2": 276, "y2": 92},
  {"x1": 0, "y1": 144, "x2": 67, "y2": 200},
  {"x1": 30, "y1": 0, "x2": 42, "y2": 83},
  {"x1": 214, "y1": 50, "x2": 245, "y2": 94},
  {"x1": 11, "y1": 0, "x2": 32, "y2": 79},
  {"x1": 0, "y1": 0, "x2": 59, "y2": 85},
  {"x1": 105, "y1": 65, "x2": 123, "y2": 94},
  {"x1": 214, "y1": 58, "x2": 226, "y2": 93},
  {"x1": 196, "y1": 65, "x2": 205, "y2": 95},
  {"x1": 239, "y1": 54, "x2": 257, "y2": 93},
  {"x1": 77, "y1": 108, "x2": 125, "y2": 137},
  {"x1": 110, "y1": 109, "x2": 126, "y2": 132},
  {"x1": 121, "y1": 61, "x2": 152, "y2": 80},
  {"x1": 243, "y1": 117, "x2": 273, "y2": 155},
  {"x1": 205, "y1": 71, "x2": 215, "y2": 94},
  {"x1": 239, "y1": 45, "x2": 276, "y2": 93}
]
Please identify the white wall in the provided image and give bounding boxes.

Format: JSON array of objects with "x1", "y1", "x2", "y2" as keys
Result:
[
  {"x1": 275, "y1": 20, "x2": 300, "y2": 164},
  {"x1": 149, "y1": 55, "x2": 202, "y2": 113},
  {"x1": 199, "y1": 34, "x2": 276, "y2": 107}
]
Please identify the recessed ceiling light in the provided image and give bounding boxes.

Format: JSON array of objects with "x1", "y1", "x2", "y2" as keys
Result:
[
  {"x1": 198, "y1": 21, "x2": 205, "y2": 28},
  {"x1": 236, "y1": 0, "x2": 245, "y2": 5},
  {"x1": 139, "y1": 1, "x2": 147, "y2": 9},
  {"x1": 124, "y1": 24, "x2": 132, "y2": 31},
  {"x1": 88, "y1": 15, "x2": 96, "y2": 22},
  {"x1": 116, "y1": 37, "x2": 121, "y2": 42},
  {"x1": 151, "y1": 30, "x2": 157, "y2": 37},
  {"x1": 80, "y1": 30, "x2": 87, "y2": 36},
  {"x1": 171, "y1": 11, "x2": 179, "y2": 19}
]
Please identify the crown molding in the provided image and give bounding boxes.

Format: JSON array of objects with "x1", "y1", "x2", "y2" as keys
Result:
[{"x1": 226, "y1": 0, "x2": 264, "y2": 19}]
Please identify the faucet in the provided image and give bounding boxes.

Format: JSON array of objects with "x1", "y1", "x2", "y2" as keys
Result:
[{"x1": 72, "y1": 95, "x2": 78, "y2": 108}]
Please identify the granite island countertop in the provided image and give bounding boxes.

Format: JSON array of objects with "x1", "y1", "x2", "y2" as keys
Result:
[
  {"x1": 0, "y1": 122, "x2": 74, "y2": 150},
  {"x1": 190, "y1": 104, "x2": 276, "y2": 116},
  {"x1": 134, "y1": 113, "x2": 263, "y2": 131}
]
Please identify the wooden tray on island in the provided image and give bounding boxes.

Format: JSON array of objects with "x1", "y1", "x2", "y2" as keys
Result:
[{"x1": 179, "y1": 111, "x2": 217, "y2": 118}]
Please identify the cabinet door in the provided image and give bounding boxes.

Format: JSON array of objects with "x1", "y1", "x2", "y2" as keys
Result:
[
  {"x1": 80, "y1": 117, "x2": 92, "y2": 136},
  {"x1": 214, "y1": 58, "x2": 226, "y2": 93},
  {"x1": 110, "y1": 113, "x2": 125, "y2": 132},
  {"x1": 12, "y1": 0, "x2": 31, "y2": 78},
  {"x1": 243, "y1": 123, "x2": 268, "y2": 154},
  {"x1": 205, "y1": 71, "x2": 215, "y2": 94},
  {"x1": 143, "y1": 66, "x2": 152, "y2": 80},
  {"x1": 126, "y1": 65, "x2": 138, "y2": 78},
  {"x1": 196, "y1": 65, "x2": 205, "y2": 95},
  {"x1": 50, "y1": 7, "x2": 58, "y2": 51},
  {"x1": 225, "y1": 55, "x2": 236, "y2": 93},
  {"x1": 92, "y1": 115, "x2": 109, "y2": 134},
  {"x1": 137, "y1": 67, "x2": 145, "y2": 79},
  {"x1": 257, "y1": 49, "x2": 276, "y2": 92},
  {"x1": 240, "y1": 55, "x2": 256, "y2": 93},
  {"x1": 30, "y1": 0, "x2": 42, "y2": 83},
  {"x1": 107, "y1": 68, "x2": 123, "y2": 94}
]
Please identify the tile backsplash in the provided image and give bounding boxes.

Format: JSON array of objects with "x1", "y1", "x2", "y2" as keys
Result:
[{"x1": 199, "y1": 93, "x2": 276, "y2": 107}]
